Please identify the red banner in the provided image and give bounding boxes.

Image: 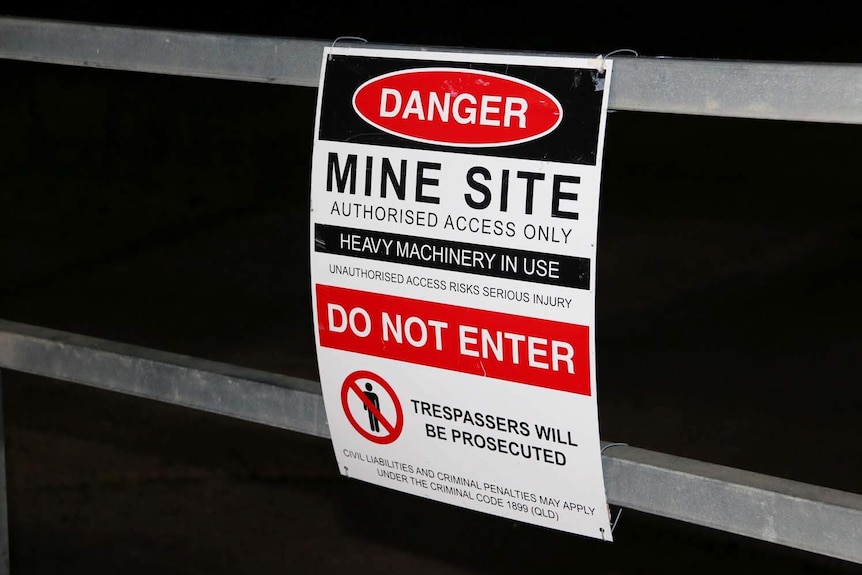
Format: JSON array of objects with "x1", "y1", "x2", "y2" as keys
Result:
[{"x1": 316, "y1": 284, "x2": 591, "y2": 395}]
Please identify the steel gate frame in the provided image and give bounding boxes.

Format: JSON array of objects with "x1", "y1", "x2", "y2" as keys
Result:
[{"x1": 1, "y1": 16, "x2": 861, "y2": 571}]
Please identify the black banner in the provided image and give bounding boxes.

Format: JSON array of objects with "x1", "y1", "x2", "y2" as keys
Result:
[
  {"x1": 319, "y1": 55, "x2": 606, "y2": 166},
  {"x1": 315, "y1": 224, "x2": 590, "y2": 289}
]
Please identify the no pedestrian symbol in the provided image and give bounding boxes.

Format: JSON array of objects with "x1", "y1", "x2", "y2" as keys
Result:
[{"x1": 340, "y1": 370, "x2": 403, "y2": 444}]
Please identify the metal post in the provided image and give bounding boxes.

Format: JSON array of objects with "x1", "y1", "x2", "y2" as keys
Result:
[{"x1": 0, "y1": 369, "x2": 9, "y2": 574}]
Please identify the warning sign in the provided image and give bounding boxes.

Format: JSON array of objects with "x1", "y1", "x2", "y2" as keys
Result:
[
  {"x1": 310, "y1": 47, "x2": 614, "y2": 541},
  {"x1": 341, "y1": 370, "x2": 404, "y2": 444},
  {"x1": 319, "y1": 285, "x2": 591, "y2": 395}
]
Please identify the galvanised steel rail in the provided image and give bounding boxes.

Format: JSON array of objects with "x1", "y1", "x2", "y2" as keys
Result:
[
  {"x1": 1, "y1": 16, "x2": 861, "y2": 568},
  {"x1": 1, "y1": 16, "x2": 862, "y2": 124},
  {"x1": 0, "y1": 320, "x2": 861, "y2": 565}
]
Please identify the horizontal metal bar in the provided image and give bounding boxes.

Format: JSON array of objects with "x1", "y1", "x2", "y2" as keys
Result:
[
  {"x1": 602, "y1": 444, "x2": 862, "y2": 564},
  {"x1": 0, "y1": 319, "x2": 329, "y2": 438},
  {"x1": 0, "y1": 17, "x2": 327, "y2": 86},
  {"x1": 0, "y1": 319, "x2": 860, "y2": 563},
  {"x1": 2, "y1": 17, "x2": 862, "y2": 124}
]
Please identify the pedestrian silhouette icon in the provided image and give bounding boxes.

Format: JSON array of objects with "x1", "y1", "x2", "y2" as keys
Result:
[
  {"x1": 362, "y1": 382, "x2": 380, "y2": 432},
  {"x1": 340, "y1": 370, "x2": 403, "y2": 445}
]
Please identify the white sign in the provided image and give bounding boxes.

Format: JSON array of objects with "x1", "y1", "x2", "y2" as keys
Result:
[{"x1": 310, "y1": 47, "x2": 614, "y2": 541}]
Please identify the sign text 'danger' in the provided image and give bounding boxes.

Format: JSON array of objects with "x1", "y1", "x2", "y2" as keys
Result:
[{"x1": 352, "y1": 68, "x2": 563, "y2": 147}]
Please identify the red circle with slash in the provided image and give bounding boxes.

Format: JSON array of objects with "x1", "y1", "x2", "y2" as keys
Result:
[{"x1": 340, "y1": 370, "x2": 403, "y2": 444}]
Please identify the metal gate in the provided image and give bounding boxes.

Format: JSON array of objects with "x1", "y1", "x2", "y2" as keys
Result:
[{"x1": 1, "y1": 16, "x2": 860, "y2": 572}]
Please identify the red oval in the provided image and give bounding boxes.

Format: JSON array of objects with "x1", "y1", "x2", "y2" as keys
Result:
[{"x1": 352, "y1": 68, "x2": 563, "y2": 147}]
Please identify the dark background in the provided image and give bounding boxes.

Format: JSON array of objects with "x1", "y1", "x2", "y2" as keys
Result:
[{"x1": 1, "y1": 4, "x2": 861, "y2": 574}]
